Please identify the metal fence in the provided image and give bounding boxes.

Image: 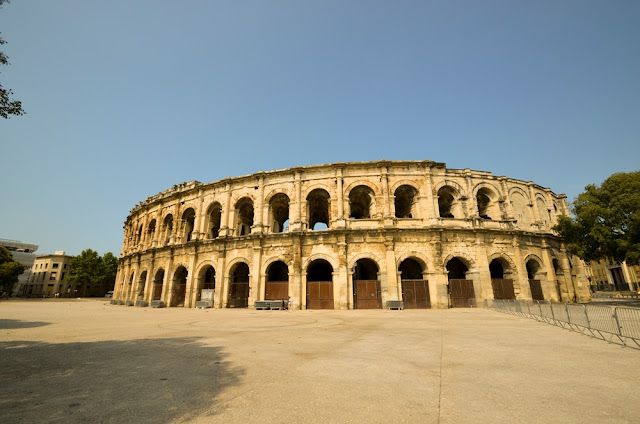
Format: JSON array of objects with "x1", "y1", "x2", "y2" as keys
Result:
[{"x1": 490, "y1": 299, "x2": 640, "y2": 349}]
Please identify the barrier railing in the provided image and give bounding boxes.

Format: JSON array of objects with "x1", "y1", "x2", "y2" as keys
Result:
[{"x1": 489, "y1": 299, "x2": 640, "y2": 350}]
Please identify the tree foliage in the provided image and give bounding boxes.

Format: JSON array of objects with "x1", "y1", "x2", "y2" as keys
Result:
[
  {"x1": 555, "y1": 171, "x2": 640, "y2": 265},
  {"x1": 0, "y1": 246, "x2": 26, "y2": 293},
  {"x1": 69, "y1": 249, "x2": 118, "y2": 287},
  {"x1": 0, "y1": 0, "x2": 26, "y2": 119}
]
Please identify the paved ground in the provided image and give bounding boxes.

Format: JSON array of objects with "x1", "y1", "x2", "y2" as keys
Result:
[{"x1": 1, "y1": 299, "x2": 639, "y2": 423}]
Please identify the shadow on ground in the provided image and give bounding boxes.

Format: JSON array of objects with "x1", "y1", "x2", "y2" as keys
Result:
[
  {"x1": 0, "y1": 319, "x2": 51, "y2": 329},
  {"x1": 0, "y1": 337, "x2": 244, "y2": 423}
]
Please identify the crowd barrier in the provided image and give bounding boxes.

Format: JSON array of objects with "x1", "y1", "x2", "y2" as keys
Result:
[{"x1": 490, "y1": 299, "x2": 640, "y2": 350}]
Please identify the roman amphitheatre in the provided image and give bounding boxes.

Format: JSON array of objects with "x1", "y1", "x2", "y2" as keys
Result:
[{"x1": 114, "y1": 160, "x2": 589, "y2": 309}]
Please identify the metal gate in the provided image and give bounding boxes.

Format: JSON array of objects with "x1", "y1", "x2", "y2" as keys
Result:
[
  {"x1": 307, "y1": 281, "x2": 334, "y2": 309},
  {"x1": 449, "y1": 279, "x2": 475, "y2": 308},
  {"x1": 355, "y1": 280, "x2": 381, "y2": 309},
  {"x1": 228, "y1": 282, "x2": 249, "y2": 308},
  {"x1": 402, "y1": 279, "x2": 431, "y2": 309},
  {"x1": 529, "y1": 279, "x2": 544, "y2": 300},
  {"x1": 265, "y1": 282, "x2": 288, "y2": 301},
  {"x1": 491, "y1": 278, "x2": 515, "y2": 300}
]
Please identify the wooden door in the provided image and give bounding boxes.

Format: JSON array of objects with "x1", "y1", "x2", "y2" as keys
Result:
[
  {"x1": 153, "y1": 283, "x2": 163, "y2": 300},
  {"x1": 529, "y1": 279, "x2": 544, "y2": 301},
  {"x1": 265, "y1": 282, "x2": 288, "y2": 300},
  {"x1": 228, "y1": 282, "x2": 249, "y2": 308},
  {"x1": 307, "y1": 281, "x2": 334, "y2": 309},
  {"x1": 491, "y1": 278, "x2": 515, "y2": 300},
  {"x1": 355, "y1": 280, "x2": 381, "y2": 309},
  {"x1": 449, "y1": 279, "x2": 475, "y2": 308},
  {"x1": 402, "y1": 279, "x2": 430, "y2": 309}
]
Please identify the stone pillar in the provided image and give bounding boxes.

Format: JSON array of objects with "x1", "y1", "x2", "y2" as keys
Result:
[
  {"x1": 335, "y1": 167, "x2": 346, "y2": 228},
  {"x1": 300, "y1": 273, "x2": 307, "y2": 309},
  {"x1": 528, "y1": 183, "x2": 541, "y2": 223},
  {"x1": 162, "y1": 255, "x2": 174, "y2": 306},
  {"x1": 291, "y1": 170, "x2": 303, "y2": 232},
  {"x1": 541, "y1": 242, "x2": 562, "y2": 302},
  {"x1": 170, "y1": 204, "x2": 180, "y2": 244},
  {"x1": 221, "y1": 182, "x2": 232, "y2": 237},
  {"x1": 429, "y1": 271, "x2": 449, "y2": 309},
  {"x1": 474, "y1": 239, "x2": 494, "y2": 302},
  {"x1": 217, "y1": 253, "x2": 227, "y2": 308},
  {"x1": 251, "y1": 241, "x2": 262, "y2": 308},
  {"x1": 184, "y1": 249, "x2": 198, "y2": 308},
  {"x1": 193, "y1": 193, "x2": 205, "y2": 240},
  {"x1": 465, "y1": 171, "x2": 478, "y2": 218},
  {"x1": 291, "y1": 235, "x2": 302, "y2": 309},
  {"x1": 499, "y1": 177, "x2": 513, "y2": 220},
  {"x1": 385, "y1": 238, "x2": 399, "y2": 302},
  {"x1": 424, "y1": 166, "x2": 438, "y2": 223},
  {"x1": 510, "y1": 236, "x2": 530, "y2": 299},
  {"x1": 381, "y1": 165, "x2": 391, "y2": 217},
  {"x1": 254, "y1": 175, "x2": 264, "y2": 234}
]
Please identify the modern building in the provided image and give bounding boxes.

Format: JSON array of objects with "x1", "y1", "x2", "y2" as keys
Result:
[
  {"x1": 114, "y1": 160, "x2": 590, "y2": 309},
  {"x1": 0, "y1": 238, "x2": 38, "y2": 296},
  {"x1": 587, "y1": 259, "x2": 640, "y2": 292},
  {"x1": 27, "y1": 251, "x2": 74, "y2": 297}
]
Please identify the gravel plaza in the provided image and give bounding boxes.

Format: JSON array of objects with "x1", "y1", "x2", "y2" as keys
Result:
[{"x1": 1, "y1": 299, "x2": 639, "y2": 423}]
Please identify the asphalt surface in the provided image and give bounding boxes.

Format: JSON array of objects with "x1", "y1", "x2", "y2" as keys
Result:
[{"x1": 1, "y1": 299, "x2": 639, "y2": 423}]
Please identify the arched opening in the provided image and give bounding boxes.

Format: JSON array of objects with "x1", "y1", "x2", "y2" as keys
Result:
[
  {"x1": 235, "y1": 198, "x2": 254, "y2": 236},
  {"x1": 526, "y1": 259, "x2": 544, "y2": 300},
  {"x1": 446, "y1": 257, "x2": 474, "y2": 308},
  {"x1": 395, "y1": 185, "x2": 418, "y2": 218},
  {"x1": 137, "y1": 271, "x2": 147, "y2": 300},
  {"x1": 489, "y1": 258, "x2": 515, "y2": 300},
  {"x1": 228, "y1": 263, "x2": 250, "y2": 308},
  {"x1": 306, "y1": 259, "x2": 334, "y2": 309},
  {"x1": 181, "y1": 208, "x2": 196, "y2": 242},
  {"x1": 136, "y1": 225, "x2": 143, "y2": 246},
  {"x1": 162, "y1": 215, "x2": 173, "y2": 245},
  {"x1": 307, "y1": 189, "x2": 330, "y2": 230},
  {"x1": 399, "y1": 258, "x2": 430, "y2": 309},
  {"x1": 171, "y1": 266, "x2": 188, "y2": 307},
  {"x1": 146, "y1": 220, "x2": 156, "y2": 248},
  {"x1": 207, "y1": 203, "x2": 222, "y2": 239},
  {"x1": 269, "y1": 194, "x2": 290, "y2": 233},
  {"x1": 196, "y1": 265, "x2": 216, "y2": 303},
  {"x1": 537, "y1": 197, "x2": 549, "y2": 226},
  {"x1": 349, "y1": 186, "x2": 375, "y2": 219},
  {"x1": 477, "y1": 188, "x2": 499, "y2": 220},
  {"x1": 353, "y1": 258, "x2": 380, "y2": 309},
  {"x1": 152, "y1": 269, "x2": 164, "y2": 301},
  {"x1": 265, "y1": 260, "x2": 289, "y2": 302},
  {"x1": 437, "y1": 186, "x2": 459, "y2": 218}
]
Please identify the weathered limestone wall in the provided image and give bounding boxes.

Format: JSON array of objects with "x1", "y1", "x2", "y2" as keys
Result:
[{"x1": 114, "y1": 160, "x2": 589, "y2": 309}]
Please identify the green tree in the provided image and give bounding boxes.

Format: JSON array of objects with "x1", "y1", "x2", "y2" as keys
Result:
[
  {"x1": 1, "y1": 0, "x2": 26, "y2": 119},
  {"x1": 0, "y1": 246, "x2": 26, "y2": 294},
  {"x1": 100, "y1": 252, "x2": 118, "y2": 286},
  {"x1": 555, "y1": 171, "x2": 640, "y2": 265},
  {"x1": 68, "y1": 249, "x2": 118, "y2": 296}
]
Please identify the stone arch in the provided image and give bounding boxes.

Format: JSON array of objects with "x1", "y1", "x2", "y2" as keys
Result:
[
  {"x1": 436, "y1": 184, "x2": 464, "y2": 219},
  {"x1": 525, "y1": 254, "x2": 546, "y2": 300},
  {"x1": 145, "y1": 219, "x2": 157, "y2": 247},
  {"x1": 302, "y1": 253, "x2": 339, "y2": 272},
  {"x1": 264, "y1": 187, "x2": 293, "y2": 204},
  {"x1": 264, "y1": 260, "x2": 289, "y2": 301},
  {"x1": 352, "y1": 257, "x2": 381, "y2": 309},
  {"x1": 306, "y1": 258, "x2": 335, "y2": 310},
  {"x1": 348, "y1": 252, "x2": 385, "y2": 272},
  {"x1": 306, "y1": 188, "x2": 331, "y2": 230},
  {"x1": 161, "y1": 213, "x2": 174, "y2": 245},
  {"x1": 151, "y1": 267, "x2": 165, "y2": 301},
  {"x1": 348, "y1": 185, "x2": 377, "y2": 219},
  {"x1": 170, "y1": 265, "x2": 188, "y2": 307},
  {"x1": 442, "y1": 253, "x2": 475, "y2": 272},
  {"x1": 488, "y1": 254, "x2": 517, "y2": 300},
  {"x1": 303, "y1": 182, "x2": 334, "y2": 200},
  {"x1": 535, "y1": 194, "x2": 550, "y2": 226},
  {"x1": 343, "y1": 179, "x2": 381, "y2": 197},
  {"x1": 487, "y1": 252, "x2": 518, "y2": 276},
  {"x1": 398, "y1": 257, "x2": 431, "y2": 309},
  {"x1": 228, "y1": 261, "x2": 250, "y2": 308},
  {"x1": 234, "y1": 197, "x2": 254, "y2": 236},
  {"x1": 394, "y1": 184, "x2": 420, "y2": 218},
  {"x1": 389, "y1": 179, "x2": 420, "y2": 194},
  {"x1": 261, "y1": 255, "x2": 291, "y2": 276},
  {"x1": 267, "y1": 193, "x2": 290, "y2": 233},
  {"x1": 180, "y1": 207, "x2": 197, "y2": 243},
  {"x1": 473, "y1": 182, "x2": 502, "y2": 220},
  {"x1": 433, "y1": 179, "x2": 466, "y2": 197},
  {"x1": 204, "y1": 201, "x2": 223, "y2": 239},
  {"x1": 509, "y1": 187, "x2": 533, "y2": 226},
  {"x1": 395, "y1": 252, "x2": 431, "y2": 273}
]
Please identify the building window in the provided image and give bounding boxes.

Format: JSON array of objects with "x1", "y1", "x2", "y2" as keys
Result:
[
  {"x1": 50, "y1": 272, "x2": 57, "y2": 280},
  {"x1": 53, "y1": 263, "x2": 59, "y2": 268},
  {"x1": 63, "y1": 264, "x2": 67, "y2": 269},
  {"x1": 61, "y1": 272, "x2": 65, "y2": 281}
]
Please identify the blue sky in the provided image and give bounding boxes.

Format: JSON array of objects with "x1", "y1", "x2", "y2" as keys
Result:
[{"x1": 1, "y1": 0, "x2": 639, "y2": 257}]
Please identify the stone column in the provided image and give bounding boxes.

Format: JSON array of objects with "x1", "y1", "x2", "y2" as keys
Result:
[
  {"x1": 184, "y1": 249, "x2": 198, "y2": 308},
  {"x1": 254, "y1": 174, "x2": 264, "y2": 234},
  {"x1": 193, "y1": 193, "x2": 205, "y2": 240},
  {"x1": 335, "y1": 166, "x2": 346, "y2": 228},
  {"x1": 424, "y1": 166, "x2": 438, "y2": 223},
  {"x1": 510, "y1": 236, "x2": 530, "y2": 300},
  {"x1": 251, "y1": 241, "x2": 262, "y2": 308},
  {"x1": 385, "y1": 238, "x2": 399, "y2": 302},
  {"x1": 474, "y1": 238, "x2": 493, "y2": 302},
  {"x1": 541, "y1": 241, "x2": 562, "y2": 302},
  {"x1": 291, "y1": 170, "x2": 303, "y2": 232},
  {"x1": 162, "y1": 255, "x2": 174, "y2": 306},
  {"x1": 465, "y1": 171, "x2": 478, "y2": 218},
  {"x1": 217, "y1": 252, "x2": 227, "y2": 308},
  {"x1": 498, "y1": 177, "x2": 513, "y2": 220},
  {"x1": 291, "y1": 235, "x2": 302, "y2": 309},
  {"x1": 528, "y1": 183, "x2": 541, "y2": 223},
  {"x1": 221, "y1": 181, "x2": 232, "y2": 237}
]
